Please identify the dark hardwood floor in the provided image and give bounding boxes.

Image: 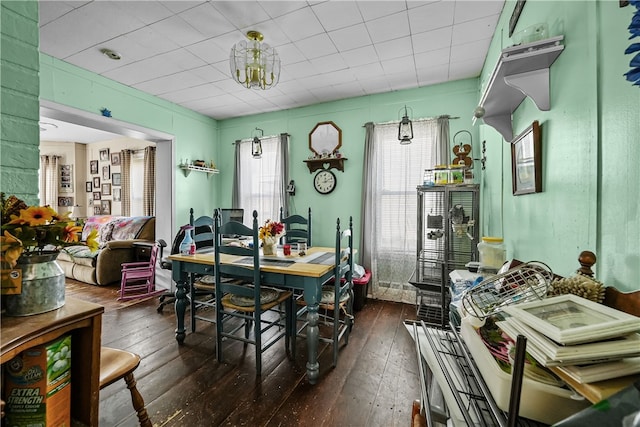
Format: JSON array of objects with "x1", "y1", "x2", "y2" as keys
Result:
[{"x1": 67, "y1": 281, "x2": 421, "y2": 426}]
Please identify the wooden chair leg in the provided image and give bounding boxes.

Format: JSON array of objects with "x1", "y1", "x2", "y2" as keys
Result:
[{"x1": 123, "y1": 372, "x2": 152, "y2": 427}]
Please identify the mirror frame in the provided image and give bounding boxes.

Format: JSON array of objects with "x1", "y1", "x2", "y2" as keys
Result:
[{"x1": 308, "y1": 121, "x2": 342, "y2": 156}]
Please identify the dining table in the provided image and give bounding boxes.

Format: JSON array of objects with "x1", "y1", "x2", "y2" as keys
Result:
[{"x1": 167, "y1": 246, "x2": 339, "y2": 385}]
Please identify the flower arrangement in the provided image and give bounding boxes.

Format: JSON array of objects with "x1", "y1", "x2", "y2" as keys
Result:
[
  {"x1": 0, "y1": 193, "x2": 99, "y2": 268},
  {"x1": 258, "y1": 219, "x2": 285, "y2": 244}
]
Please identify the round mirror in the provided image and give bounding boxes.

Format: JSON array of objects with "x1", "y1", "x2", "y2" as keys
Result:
[{"x1": 309, "y1": 121, "x2": 342, "y2": 156}]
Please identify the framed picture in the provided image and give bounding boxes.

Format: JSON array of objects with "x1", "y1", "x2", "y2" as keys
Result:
[
  {"x1": 90, "y1": 160, "x2": 98, "y2": 175},
  {"x1": 113, "y1": 187, "x2": 121, "y2": 202},
  {"x1": 112, "y1": 173, "x2": 121, "y2": 186},
  {"x1": 93, "y1": 176, "x2": 100, "y2": 189},
  {"x1": 99, "y1": 148, "x2": 110, "y2": 161},
  {"x1": 101, "y1": 183, "x2": 111, "y2": 195},
  {"x1": 86, "y1": 181, "x2": 92, "y2": 193},
  {"x1": 100, "y1": 200, "x2": 111, "y2": 215},
  {"x1": 93, "y1": 191, "x2": 101, "y2": 200},
  {"x1": 59, "y1": 164, "x2": 73, "y2": 193},
  {"x1": 102, "y1": 165, "x2": 110, "y2": 181},
  {"x1": 511, "y1": 120, "x2": 541, "y2": 196},
  {"x1": 58, "y1": 196, "x2": 73, "y2": 207},
  {"x1": 503, "y1": 294, "x2": 640, "y2": 345},
  {"x1": 94, "y1": 206, "x2": 102, "y2": 215},
  {"x1": 111, "y1": 152, "x2": 121, "y2": 166}
]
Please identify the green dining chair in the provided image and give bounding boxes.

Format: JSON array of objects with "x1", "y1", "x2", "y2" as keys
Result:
[
  {"x1": 279, "y1": 207, "x2": 312, "y2": 247},
  {"x1": 296, "y1": 216, "x2": 354, "y2": 367},
  {"x1": 214, "y1": 210, "x2": 295, "y2": 376}
]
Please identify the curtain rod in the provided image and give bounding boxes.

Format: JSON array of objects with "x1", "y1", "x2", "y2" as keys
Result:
[
  {"x1": 232, "y1": 133, "x2": 288, "y2": 145},
  {"x1": 373, "y1": 114, "x2": 460, "y2": 126}
]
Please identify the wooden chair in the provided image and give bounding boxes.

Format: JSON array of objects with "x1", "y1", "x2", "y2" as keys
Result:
[
  {"x1": 279, "y1": 207, "x2": 312, "y2": 246},
  {"x1": 214, "y1": 210, "x2": 295, "y2": 376},
  {"x1": 118, "y1": 242, "x2": 164, "y2": 301},
  {"x1": 99, "y1": 347, "x2": 151, "y2": 427},
  {"x1": 188, "y1": 214, "x2": 217, "y2": 330},
  {"x1": 297, "y1": 216, "x2": 354, "y2": 367}
]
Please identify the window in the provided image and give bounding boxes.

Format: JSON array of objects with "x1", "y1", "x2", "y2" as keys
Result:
[
  {"x1": 129, "y1": 151, "x2": 144, "y2": 216},
  {"x1": 371, "y1": 120, "x2": 438, "y2": 289},
  {"x1": 236, "y1": 135, "x2": 284, "y2": 224}
]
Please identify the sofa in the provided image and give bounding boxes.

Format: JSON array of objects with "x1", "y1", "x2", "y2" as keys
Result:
[{"x1": 58, "y1": 215, "x2": 155, "y2": 286}]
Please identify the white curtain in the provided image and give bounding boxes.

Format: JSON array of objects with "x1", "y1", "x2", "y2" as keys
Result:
[
  {"x1": 39, "y1": 155, "x2": 60, "y2": 206},
  {"x1": 366, "y1": 119, "x2": 441, "y2": 302},
  {"x1": 235, "y1": 135, "x2": 285, "y2": 224}
]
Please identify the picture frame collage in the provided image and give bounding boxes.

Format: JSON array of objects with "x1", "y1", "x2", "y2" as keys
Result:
[{"x1": 89, "y1": 148, "x2": 121, "y2": 215}]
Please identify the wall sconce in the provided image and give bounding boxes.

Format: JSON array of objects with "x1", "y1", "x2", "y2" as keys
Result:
[
  {"x1": 398, "y1": 105, "x2": 414, "y2": 144},
  {"x1": 252, "y1": 128, "x2": 264, "y2": 158}
]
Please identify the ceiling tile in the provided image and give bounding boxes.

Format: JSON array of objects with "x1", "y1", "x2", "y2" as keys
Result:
[
  {"x1": 158, "y1": 1, "x2": 204, "y2": 14},
  {"x1": 365, "y1": 11, "x2": 411, "y2": 44},
  {"x1": 39, "y1": 1, "x2": 77, "y2": 26},
  {"x1": 147, "y1": 15, "x2": 208, "y2": 47},
  {"x1": 134, "y1": 70, "x2": 209, "y2": 95},
  {"x1": 275, "y1": 7, "x2": 325, "y2": 40},
  {"x1": 408, "y1": 1, "x2": 455, "y2": 33},
  {"x1": 179, "y1": 2, "x2": 237, "y2": 38},
  {"x1": 259, "y1": 1, "x2": 308, "y2": 19},
  {"x1": 452, "y1": 15, "x2": 499, "y2": 45},
  {"x1": 295, "y1": 33, "x2": 338, "y2": 60},
  {"x1": 311, "y1": 1, "x2": 363, "y2": 32},
  {"x1": 449, "y1": 56, "x2": 485, "y2": 80},
  {"x1": 357, "y1": 1, "x2": 407, "y2": 21},
  {"x1": 414, "y1": 47, "x2": 451, "y2": 69},
  {"x1": 210, "y1": 1, "x2": 271, "y2": 29},
  {"x1": 274, "y1": 43, "x2": 307, "y2": 65},
  {"x1": 309, "y1": 53, "x2": 348, "y2": 74},
  {"x1": 454, "y1": 0, "x2": 505, "y2": 23},
  {"x1": 381, "y1": 56, "x2": 415, "y2": 75},
  {"x1": 412, "y1": 27, "x2": 453, "y2": 54},
  {"x1": 328, "y1": 24, "x2": 372, "y2": 52},
  {"x1": 341, "y1": 45, "x2": 379, "y2": 68},
  {"x1": 186, "y1": 38, "x2": 230, "y2": 64},
  {"x1": 375, "y1": 37, "x2": 414, "y2": 61},
  {"x1": 111, "y1": 1, "x2": 174, "y2": 25}
]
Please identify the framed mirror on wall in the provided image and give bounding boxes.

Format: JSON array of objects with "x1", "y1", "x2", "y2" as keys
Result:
[
  {"x1": 511, "y1": 120, "x2": 542, "y2": 196},
  {"x1": 309, "y1": 121, "x2": 342, "y2": 156}
]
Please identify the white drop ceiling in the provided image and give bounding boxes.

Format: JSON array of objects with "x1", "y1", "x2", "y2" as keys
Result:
[{"x1": 38, "y1": 0, "x2": 505, "y2": 141}]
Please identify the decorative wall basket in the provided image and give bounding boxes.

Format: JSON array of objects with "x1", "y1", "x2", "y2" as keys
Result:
[{"x1": 5, "y1": 251, "x2": 65, "y2": 316}]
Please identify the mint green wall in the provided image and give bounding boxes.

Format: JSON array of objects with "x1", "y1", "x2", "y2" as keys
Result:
[
  {"x1": 0, "y1": 1, "x2": 40, "y2": 205},
  {"x1": 478, "y1": 0, "x2": 639, "y2": 291},
  {"x1": 216, "y1": 79, "x2": 480, "y2": 249},
  {"x1": 38, "y1": 54, "x2": 220, "y2": 222}
]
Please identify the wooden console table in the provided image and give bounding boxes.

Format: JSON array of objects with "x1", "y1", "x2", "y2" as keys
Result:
[{"x1": 1, "y1": 297, "x2": 104, "y2": 426}]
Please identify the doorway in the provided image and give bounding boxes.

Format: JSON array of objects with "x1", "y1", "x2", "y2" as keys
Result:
[{"x1": 40, "y1": 101, "x2": 175, "y2": 290}]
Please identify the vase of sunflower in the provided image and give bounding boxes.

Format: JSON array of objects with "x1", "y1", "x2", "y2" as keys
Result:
[
  {"x1": 258, "y1": 219, "x2": 285, "y2": 256},
  {"x1": 1, "y1": 194, "x2": 98, "y2": 316}
]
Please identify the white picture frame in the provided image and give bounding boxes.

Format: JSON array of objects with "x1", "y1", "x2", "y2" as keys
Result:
[{"x1": 503, "y1": 294, "x2": 640, "y2": 345}]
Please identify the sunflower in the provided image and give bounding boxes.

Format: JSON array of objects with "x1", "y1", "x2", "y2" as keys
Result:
[
  {"x1": 62, "y1": 224, "x2": 83, "y2": 243},
  {"x1": 9, "y1": 205, "x2": 57, "y2": 226},
  {"x1": 0, "y1": 231, "x2": 23, "y2": 268}
]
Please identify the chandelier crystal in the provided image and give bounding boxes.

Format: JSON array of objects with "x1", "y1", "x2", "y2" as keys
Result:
[{"x1": 230, "y1": 31, "x2": 280, "y2": 90}]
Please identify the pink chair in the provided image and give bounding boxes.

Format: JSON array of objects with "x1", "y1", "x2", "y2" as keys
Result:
[{"x1": 118, "y1": 242, "x2": 164, "y2": 301}]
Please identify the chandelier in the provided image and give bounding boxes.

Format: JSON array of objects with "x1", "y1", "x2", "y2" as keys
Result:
[{"x1": 230, "y1": 31, "x2": 280, "y2": 90}]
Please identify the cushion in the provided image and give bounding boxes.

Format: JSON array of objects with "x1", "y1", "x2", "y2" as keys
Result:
[
  {"x1": 81, "y1": 215, "x2": 123, "y2": 241},
  {"x1": 110, "y1": 217, "x2": 153, "y2": 240},
  {"x1": 229, "y1": 288, "x2": 280, "y2": 307}
]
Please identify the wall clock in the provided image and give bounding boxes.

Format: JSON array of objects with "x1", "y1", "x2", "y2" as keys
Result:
[{"x1": 313, "y1": 169, "x2": 336, "y2": 194}]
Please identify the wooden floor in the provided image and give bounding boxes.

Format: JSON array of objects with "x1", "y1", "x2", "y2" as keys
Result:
[{"x1": 67, "y1": 281, "x2": 422, "y2": 427}]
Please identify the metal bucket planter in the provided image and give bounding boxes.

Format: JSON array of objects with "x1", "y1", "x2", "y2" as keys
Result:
[{"x1": 5, "y1": 251, "x2": 65, "y2": 316}]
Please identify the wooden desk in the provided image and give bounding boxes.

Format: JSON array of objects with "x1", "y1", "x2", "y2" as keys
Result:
[
  {"x1": 1, "y1": 297, "x2": 104, "y2": 426},
  {"x1": 168, "y1": 247, "x2": 337, "y2": 384}
]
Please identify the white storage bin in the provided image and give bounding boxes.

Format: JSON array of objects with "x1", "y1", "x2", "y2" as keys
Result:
[{"x1": 460, "y1": 320, "x2": 590, "y2": 425}]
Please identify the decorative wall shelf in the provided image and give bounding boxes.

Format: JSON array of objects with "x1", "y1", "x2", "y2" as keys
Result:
[
  {"x1": 303, "y1": 158, "x2": 347, "y2": 173},
  {"x1": 180, "y1": 164, "x2": 219, "y2": 178},
  {"x1": 473, "y1": 35, "x2": 564, "y2": 141}
]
